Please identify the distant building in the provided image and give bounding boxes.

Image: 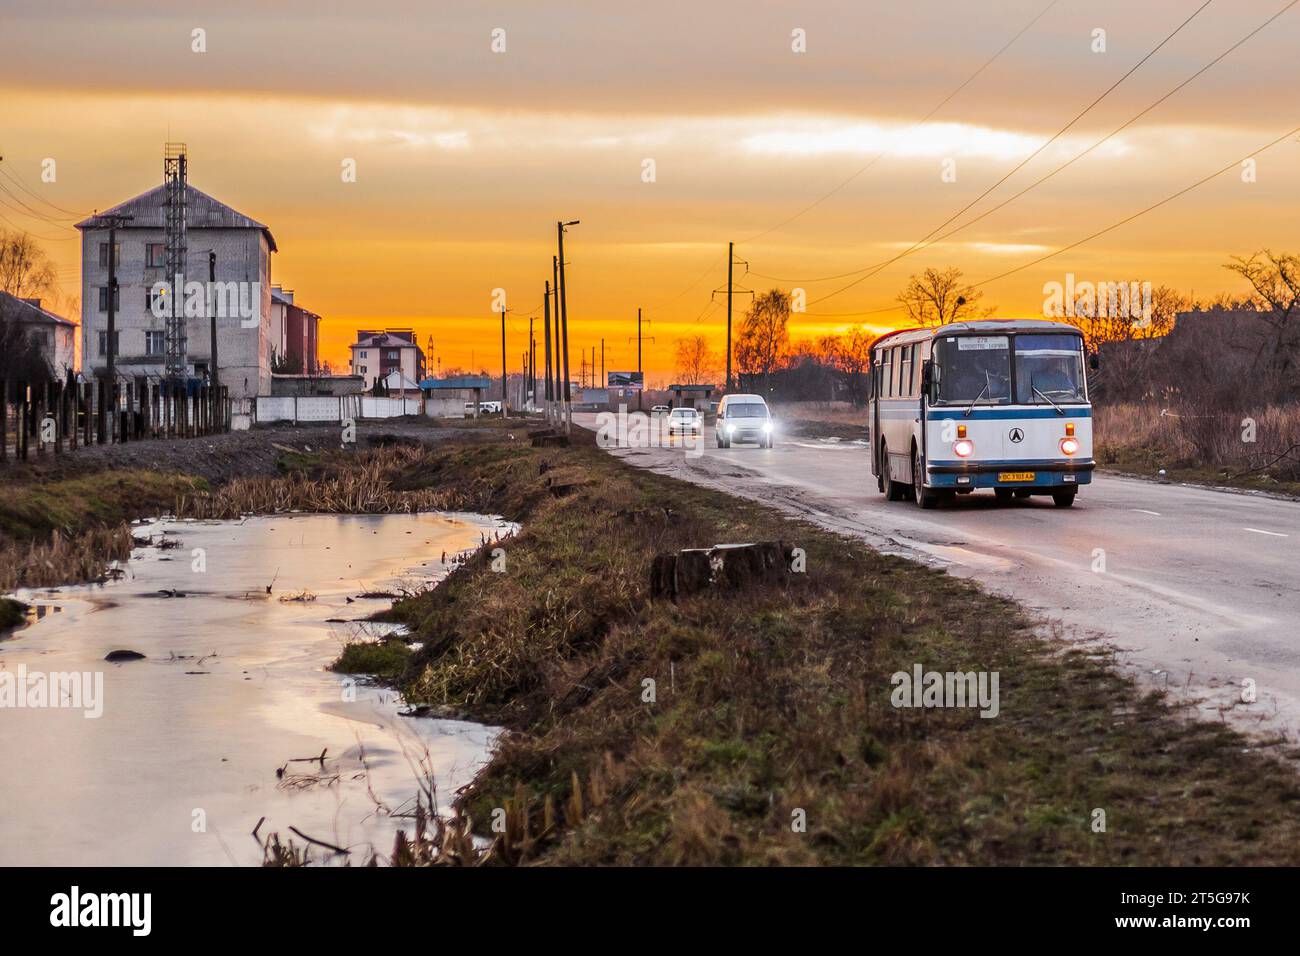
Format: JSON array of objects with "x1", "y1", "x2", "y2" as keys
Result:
[
  {"x1": 75, "y1": 183, "x2": 277, "y2": 398},
  {"x1": 0, "y1": 291, "x2": 78, "y2": 378},
  {"x1": 349, "y1": 329, "x2": 426, "y2": 391},
  {"x1": 269, "y1": 287, "x2": 321, "y2": 374},
  {"x1": 421, "y1": 374, "x2": 491, "y2": 418}
]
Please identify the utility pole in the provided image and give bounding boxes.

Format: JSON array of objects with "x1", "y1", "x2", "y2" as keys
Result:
[
  {"x1": 629, "y1": 308, "x2": 655, "y2": 411},
  {"x1": 600, "y1": 338, "x2": 605, "y2": 389},
  {"x1": 499, "y1": 301, "x2": 508, "y2": 412},
  {"x1": 552, "y1": 258, "x2": 561, "y2": 424},
  {"x1": 557, "y1": 220, "x2": 579, "y2": 434},
  {"x1": 208, "y1": 252, "x2": 218, "y2": 388},
  {"x1": 528, "y1": 316, "x2": 535, "y2": 412},
  {"x1": 543, "y1": 280, "x2": 553, "y2": 422},
  {"x1": 92, "y1": 214, "x2": 133, "y2": 440},
  {"x1": 713, "y1": 242, "x2": 752, "y2": 394}
]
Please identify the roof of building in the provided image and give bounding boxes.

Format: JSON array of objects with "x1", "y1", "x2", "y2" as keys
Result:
[
  {"x1": 75, "y1": 182, "x2": 277, "y2": 252},
  {"x1": 0, "y1": 290, "x2": 78, "y2": 328},
  {"x1": 669, "y1": 383, "x2": 716, "y2": 391},
  {"x1": 421, "y1": 375, "x2": 492, "y2": 390},
  {"x1": 352, "y1": 332, "x2": 420, "y2": 349}
]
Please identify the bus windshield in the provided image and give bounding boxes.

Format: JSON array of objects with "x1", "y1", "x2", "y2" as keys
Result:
[
  {"x1": 1014, "y1": 334, "x2": 1085, "y2": 404},
  {"x1": 932, "y1": 335, "x2": 1011, "y2": 405}
]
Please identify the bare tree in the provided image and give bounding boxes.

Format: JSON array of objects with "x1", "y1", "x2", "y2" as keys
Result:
[
  {"x1": 673, "y1": 334, "x2": 718, "y2": 384},
  {"x1": 734, "y1": 289, "x2": 790, "y2": 393},
  {"x1": 1223, "y1": 250, "x2": 1300, "y2": 372},
  {"x1": 0, "y1": 229, "x2": 58, "y2": 300},
  {"x1": 897, "y1": 266, "x2": 993, "y2": 326},
  {"x1": 817, "y1": 327, "x2": 873, "y2": 407}
]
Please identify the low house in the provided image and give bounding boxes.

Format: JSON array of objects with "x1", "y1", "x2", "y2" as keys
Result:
[
  {"x1": 377, "y1": 369, "x2": 422, "y2": 398},
  {"x1": 668, "y1": 383, "x2": 716, "y2": 412},
  {"x1": 0, "y1": 292, "x2": 78, "y2": 379},
  {"x1": 421, "y1": 375, "x2": 491, "y2": 417}
]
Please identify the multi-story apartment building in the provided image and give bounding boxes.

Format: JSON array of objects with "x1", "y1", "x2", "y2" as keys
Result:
[
  {"x1": 349, "y1": 329, "x2": 425, "y2": 391},
  {"x1": 75, "y1": 183, "x2": 277, "y2": 398}
]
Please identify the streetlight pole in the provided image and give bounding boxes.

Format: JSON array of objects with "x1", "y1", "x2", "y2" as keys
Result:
[{"x1": 557, "y1": 219, "x2": 579, "y2": 434}]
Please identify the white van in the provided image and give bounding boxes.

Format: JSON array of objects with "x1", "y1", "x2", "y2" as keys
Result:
[{"x1": 715, "y1": 394, "x2": 774, "y2": 448}]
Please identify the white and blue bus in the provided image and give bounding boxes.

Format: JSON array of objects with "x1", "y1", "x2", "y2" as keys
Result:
[{"x1": 868, "y1": 319, "x2": 1095, "y2": 509}]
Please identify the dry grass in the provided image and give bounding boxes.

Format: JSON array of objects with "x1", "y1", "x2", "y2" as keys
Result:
[
  {"x1": 353, "y1": 432, "x2": 1300, "y2": 866},
  {"x1": 173, "y1": 444, "x2": 457, "y2": 518},
  {"x1": 1096, "y1": 401, "x2": 1300, "y2": 493}
]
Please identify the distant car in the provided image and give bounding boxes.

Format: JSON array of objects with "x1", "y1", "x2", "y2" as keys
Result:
[
  {"x1": 651, "y1": 405, "x2": 671, "y2": 415},
  {"x1": 715, "y1": 394, "x2": 774, "y2": 448},
  {"x1": 667, "y1": 406, "x2": 701, "y2": 435}
]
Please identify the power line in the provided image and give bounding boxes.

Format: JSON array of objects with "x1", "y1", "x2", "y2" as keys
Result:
[
  {"x1": 738, "y1": 0, "x2": 1063, "y2": 247},
  {"x1": 0, "y1": 161, "x2": 86, "y2": 218},
  {"x1": 968, "y1": 122, "x2": 1300, "y2": 290},
  {"x1": 806, "y1": 121, "x2": 1300, "y2": 317},
  {"x1": 802, "y1": 0, "x2": 1299, "y2": 294},
  {"x1": 755, "y1": 0, "x2": 1216, "y2": 296}
]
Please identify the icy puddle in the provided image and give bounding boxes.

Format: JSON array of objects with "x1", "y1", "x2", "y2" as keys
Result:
[{"x1": 0, "y1": 511, "x2": 510, "y2": 866}]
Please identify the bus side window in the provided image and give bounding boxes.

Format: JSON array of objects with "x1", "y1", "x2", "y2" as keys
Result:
[
  {"x1": 900, "y1": 346, "x2": 912, "y2": 398},
  {"x1": 884, "y1": 349, "x2": 893, "y2": 397}
]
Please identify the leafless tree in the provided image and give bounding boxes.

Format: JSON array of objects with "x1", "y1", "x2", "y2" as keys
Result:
[
  {"x1": 817, "y1": 327, "x2": 873, "y2": 407},
  {"x1": 0, "y1": 229, "x2": 58, "y2": 300},
  {"x1": 1223, "y1": 250, "x2": 1300, "y2": 373},
  {"x1": 734, "y1": 289, "x2": 790, "y2": 393},
  {"x1": 897, "y1": 266, "x2": 994, "y2": 326},
  {"x1": 673, "y1": 334, "x2": 718, "y2": 385}
]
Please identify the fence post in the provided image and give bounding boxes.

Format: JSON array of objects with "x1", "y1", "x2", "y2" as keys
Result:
[{"x1": 18, "y1": 382, "x2": 29, "y2": 461}]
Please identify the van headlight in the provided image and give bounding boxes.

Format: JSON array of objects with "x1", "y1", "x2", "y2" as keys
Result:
[
  {"x1": 762, "y1": 422, "x2": 773, "y2": 433},
  {"x1": 725, "y1": 424, "x2": 735, "y2": 434}
]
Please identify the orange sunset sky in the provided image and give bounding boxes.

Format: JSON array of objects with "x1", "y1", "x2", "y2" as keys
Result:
[{"x1": 1, "y1": 0, "x2": 1297, "y2": 382}]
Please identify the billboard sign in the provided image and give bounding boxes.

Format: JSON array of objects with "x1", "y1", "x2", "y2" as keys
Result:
[{"x1": 608, "y1": 370, "x2": 644, "y2": 390}]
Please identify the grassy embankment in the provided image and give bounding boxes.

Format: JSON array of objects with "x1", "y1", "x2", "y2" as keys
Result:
[
  {"x1": 1094, "y1": 401, "x2": 1300, "y2": 497},
  {"x1": 328, "y1": 426, "x2": 1300, "y2": 866}
]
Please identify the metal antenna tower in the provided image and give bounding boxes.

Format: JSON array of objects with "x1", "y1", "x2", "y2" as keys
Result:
[{"x1": 163, "y1": 143, "x2": 189, "y2": 380}]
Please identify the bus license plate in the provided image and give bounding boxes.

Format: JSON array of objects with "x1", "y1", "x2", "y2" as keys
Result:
[{"x1": 998, "y1": 471, "x2": 1036, "y2": 482}]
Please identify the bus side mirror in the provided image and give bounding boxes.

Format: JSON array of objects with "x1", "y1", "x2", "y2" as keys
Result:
[
  {"x1": 1089, "y1": 353, "x2": 1100, "y2": 371},
  {"x1": 920, "y1": 361, "x2": 932, "y2": 392}
]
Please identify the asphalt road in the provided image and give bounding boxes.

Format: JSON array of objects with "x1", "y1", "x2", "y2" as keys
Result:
[{"x1": 574, "y1": 412, "x2": 1300, "y2": 744}]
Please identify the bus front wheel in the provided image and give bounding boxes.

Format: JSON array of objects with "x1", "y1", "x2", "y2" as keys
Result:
[{"x1": 912, "y1": 447, "x2": 940, "y2": 509}]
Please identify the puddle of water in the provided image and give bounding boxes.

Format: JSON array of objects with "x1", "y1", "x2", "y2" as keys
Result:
[{"x1": 0, "y1": 511, "x2": 511, "y2": 866}]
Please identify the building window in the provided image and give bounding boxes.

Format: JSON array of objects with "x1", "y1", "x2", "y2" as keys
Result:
[
  {"x1": 98, "y1": 242, "x2": 120, "y2": 268},
  {"x1": 97, "y1": 331, "x2": 120, "y2": 356},
  {"x1": 145, "y1": 331, "x2": 166, "y2": 356},
  {"x1": 146, "y1": 288, "x2": 167, "y2": 312},
  {"x1": 359, "y1": 350, "x2": 367, "y2": 358},
  {"x1": 146, "y1": 243, "x2": 165, "y2": 268},
  {"x1": 387, "y1": 350, "x2": 399, "y2": 360},
  {"x1": 97, "y1": 286, "x2": 121, "y2": 312}
]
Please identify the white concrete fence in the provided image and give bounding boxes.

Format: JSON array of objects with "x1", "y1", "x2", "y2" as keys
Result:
[{"x1": 252, "y1": 395, "x2": 422, "y2": 426}]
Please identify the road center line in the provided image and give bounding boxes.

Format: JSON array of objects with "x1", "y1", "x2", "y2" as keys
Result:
[
  {"x1": 1244, "y1": 527, "x2": 1289, "y2": 538},
  {"x1": 1132, "y1": 509, "x2": 1162, "y2": 516}
]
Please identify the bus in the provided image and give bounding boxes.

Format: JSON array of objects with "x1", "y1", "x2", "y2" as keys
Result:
[{"x1": 868, "y1": 319, "x2": 1095, "y2": 509}]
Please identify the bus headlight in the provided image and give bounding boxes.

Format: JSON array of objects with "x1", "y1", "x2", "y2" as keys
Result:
[
  {"x1": 1060, "y1": 437, "x2": 1080, "y2": 456},
  {"x1": 953, "y1": 438, "x2": 974, "y2": 458}
]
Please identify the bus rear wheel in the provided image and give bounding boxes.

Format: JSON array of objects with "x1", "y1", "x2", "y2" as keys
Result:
[
  {"x1": 1052, "y1": 489, "x2": 1077, "y2": 508},
  {"x1": 883, "y1": 444, "x2": 908, "y2": 501}
]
